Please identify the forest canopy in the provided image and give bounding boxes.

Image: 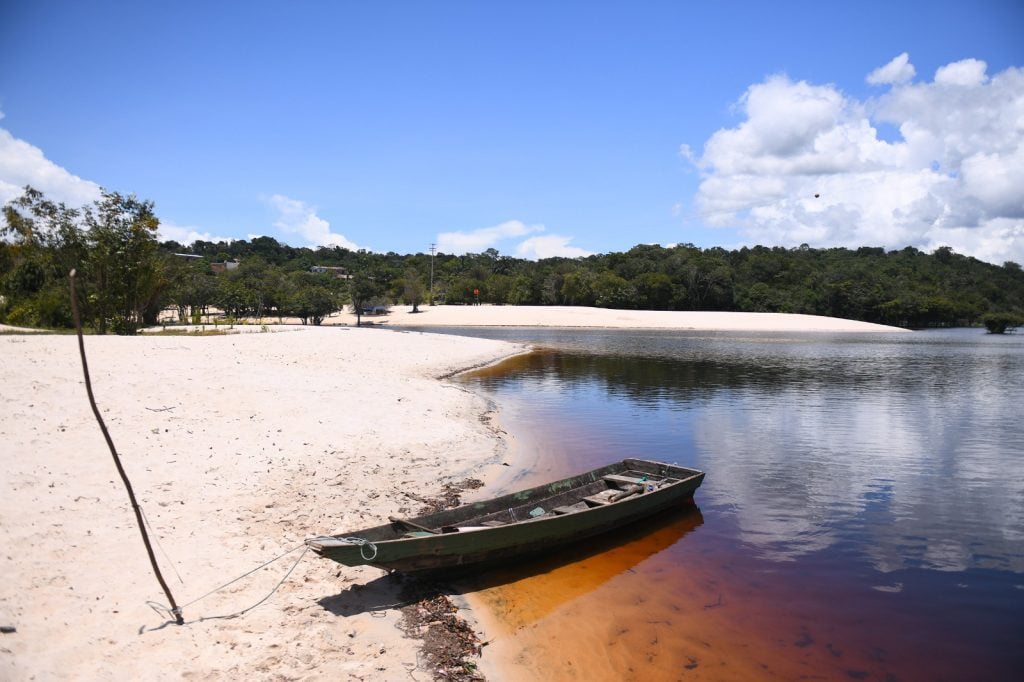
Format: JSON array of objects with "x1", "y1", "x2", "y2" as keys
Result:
[{"x1": 2, "y1": 186, "x2": 1023, "y2": 333}]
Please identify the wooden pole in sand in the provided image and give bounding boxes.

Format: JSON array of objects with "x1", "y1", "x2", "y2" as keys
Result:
[{"x1": 68, "y1": 270, "x2": 184, "y2": 625}]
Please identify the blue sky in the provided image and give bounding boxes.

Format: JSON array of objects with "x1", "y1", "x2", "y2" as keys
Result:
[{"x1": 1, "y1": 1, "x2": 1022, "y2": 262}]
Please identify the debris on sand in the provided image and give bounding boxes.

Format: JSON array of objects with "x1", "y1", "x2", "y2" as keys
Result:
[
  {"x1": 396, "y1": 479, "x2": 488, "y2": 680},
  {"x1": 403, "y1": 478, "x2": 485, "y2": 515},
  {"x1": 399, "y1": 585, "x2": 483, "y2": 681}
]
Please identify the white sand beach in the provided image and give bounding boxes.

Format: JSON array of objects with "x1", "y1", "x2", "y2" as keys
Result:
[
  {"x1": 332, "y1": 305, "x2": 910, "y2": 333},
  {"x1": 0, "y1": 327, "x2": 523, "y2": 681}
]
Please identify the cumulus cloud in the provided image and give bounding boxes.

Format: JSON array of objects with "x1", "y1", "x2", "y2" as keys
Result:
[
  {"x1": 514, "y1": 234, "x2": 593, "y2": 259},
  {"x1": 1, "y1": 114, "x2": 232, "y2": 245},
  {"x1": 687, "y1": 55, "x2": 1024, "y2": 264},
  {"x1": 436, "y1": 220, "x2": 543, "y2": 254},
  {"x1": 934, "y1": 58, "x2": 988, "y2": 87},
  {"x1": 265, "y1": 194, "x2": 363, "y2": 250},
  {"x1": 866, "y1": 52, "x2": 915, "y2": 85},
  {"x1": 0, "y1": 120, "x2": 102, "y2": 209},
  {"x1": 158, "y1": 220, "x2": 233, "y2": 245},
  {"x1": 436, "y1": 220, "x2": 592, "y2": 259}
]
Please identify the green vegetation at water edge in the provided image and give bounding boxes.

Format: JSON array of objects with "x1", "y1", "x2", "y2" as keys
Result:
[{"x1": 982, "y1": 312, "x2": 1023, "y2": 334}]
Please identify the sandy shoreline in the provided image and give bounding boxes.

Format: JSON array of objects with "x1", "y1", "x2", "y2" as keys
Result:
[
  {"x1": 147, "y1": 304, "x2": 910, "y2": 333},
  {"x1": 343, "y1": 305, "x2": 910, "y2": 333},
  {"x1": 0, "y1": 327, "x2": 525, "y2": 681}
]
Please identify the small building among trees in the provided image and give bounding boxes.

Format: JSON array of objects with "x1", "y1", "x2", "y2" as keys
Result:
[
  {"x1": 310, "y1": 265, "x2": 352, "y2": 279},
  {"x1": 210, "y1": 260, "x2": 240, "y2": 274}
]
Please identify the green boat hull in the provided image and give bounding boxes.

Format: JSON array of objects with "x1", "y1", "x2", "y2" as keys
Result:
[{"x1": 307, "y1": 458, "x2": 704, "y2": 574}]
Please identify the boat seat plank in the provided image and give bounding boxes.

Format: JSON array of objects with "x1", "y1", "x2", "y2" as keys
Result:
[
  {"x1": 480, "y1": 520, "x2": 507, "y2": 527},
  {"x1": 623, "y1": 470, "x2": 666, "y2": 479},
  {"x1": 603, "y1": 474, "x2": 648, "y2": 486},
  {"x1": 553, "y1": 502, "x2": 589, "y2": 515},
  {"x1": 623, "y1": 469, "x2": 681, "y2": 483}
]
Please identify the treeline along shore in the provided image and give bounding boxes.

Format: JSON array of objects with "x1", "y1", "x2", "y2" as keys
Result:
[{"x1": 3, "y1": 186, "x2": 1023, "y2": 334}]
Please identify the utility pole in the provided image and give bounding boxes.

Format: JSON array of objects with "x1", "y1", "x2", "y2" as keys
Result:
[{"x1": 429, "y1": 243, "x2": 436, "y2": 305}]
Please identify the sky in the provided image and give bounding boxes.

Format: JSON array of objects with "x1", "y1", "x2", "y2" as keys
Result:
[{"x1": 1, "y1": 1, "x2": 1022, "y2": 263}]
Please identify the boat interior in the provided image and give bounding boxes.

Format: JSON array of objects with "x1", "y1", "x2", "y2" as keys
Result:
[{"x1": 394, "y1": 469, "x2": 685, "y2": 538}]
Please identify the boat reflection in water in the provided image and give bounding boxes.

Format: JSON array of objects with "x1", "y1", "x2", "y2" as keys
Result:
[{"x1": 458, "y1": 505, "x2": 704, "y2": 632}]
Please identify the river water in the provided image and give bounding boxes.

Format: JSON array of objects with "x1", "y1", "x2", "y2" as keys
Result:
[{"x1": 428, "y1": 327, "x2": 1024, "y2": 681}]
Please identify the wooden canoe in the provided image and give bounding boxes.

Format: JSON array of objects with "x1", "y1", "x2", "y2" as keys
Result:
[{"x1": 306, "y1": 458, "x2": 705, "y2": 574}]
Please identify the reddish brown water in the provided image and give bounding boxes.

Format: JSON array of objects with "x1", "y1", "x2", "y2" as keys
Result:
[
  {"x1": 448, "y1": 329, "x2": 1024, "y2": 682},
  {"x1": 464, "y1": 502, "x2": 1013, "y2": 681}
]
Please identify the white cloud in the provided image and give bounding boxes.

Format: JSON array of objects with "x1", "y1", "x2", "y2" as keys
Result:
[
  {"x1": 436, "y1": 219, "x2": 543, "y2": 254},
  {"x1": 265, "y1": 194, "x2": 363, "y2": 250},
  {"x1": 687, "y1": 55, "x2": 1024, "y2": 264},
  {"x1": 0, "y1": 122, "x2": 102, "y2": 209},
  {"x1": 514, "y1": 234, "x2": 593, "y2": 260},
  {"x1": 934, "y1": 58, "x2": 988, "y2": 87},
  {"x1": 436, "y1": 219, "x2": 592, "y2": 259},
  {"x1": 1, "y1": 114, "x2": 232, "y2": 245},
  {"x1": 158, "y1": 220, "x2": 233, "y2": 245},
  {"x1": 867, "y1": 52, "x2": 915, "y2": 85}
]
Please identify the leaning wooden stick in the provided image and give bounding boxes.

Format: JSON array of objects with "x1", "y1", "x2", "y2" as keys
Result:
[{"x1": 68, "y1": 269, "x2": 184, "y2": 625}]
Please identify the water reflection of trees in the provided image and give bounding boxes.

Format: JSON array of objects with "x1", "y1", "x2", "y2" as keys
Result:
[
  {"x1": 466, "y1": 337, "x2": 1024, "y2": 576},
  {"x1": 472, "y1": 344, "x2": 1017, "y2": 407}
]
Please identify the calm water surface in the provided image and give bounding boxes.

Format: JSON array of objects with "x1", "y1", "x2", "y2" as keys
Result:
[{"x1": 425, "y1": 327, "x2": 1024, "y2": 681}]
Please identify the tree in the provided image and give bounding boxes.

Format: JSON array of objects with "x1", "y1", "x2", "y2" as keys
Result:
[
  {"x1": 983, "y1": 312, "x2": 1022, "y2": 334},
  {"x1": 593, "y1": 271, "x2": 632, "y2": 308},
  {"x1": 168, "y1": 259, "x2": 217, "y2": 323},
  {"x1": 506, "y1": 274, "x2": 536, "y2": 305},
  {"x1": 348, "y1": 273, "x2": 384, "y2": 326},
  {"x1": 232, "y1": 258, "x2": 279, "y2": 319},
  {"x1": 83, "y1": 191, "x2": 162, "y2": 334},
  {"x1": 1, "y1": 186, "x2": 87, "y2": 328},
  {"x1": 561, "y1": 270, "x2": 596, "y2": 306},
  {"x1": 215, "y1": 270, "x2": 255, "y2": 318},
  {"x1": 284, "y1": 271, "x2": 345, "y2": 325},
  {"x1": 632, "y1": 272, "x2": 674, "y2": 310},
  {"x1": 401, "y1": 269, "x2": 425, "y2": 312}
]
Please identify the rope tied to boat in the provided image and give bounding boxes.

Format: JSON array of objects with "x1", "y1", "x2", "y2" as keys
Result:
[
  {"x1": 338, "y1": 536, "x2": 378, "y2": 561},
  {"x1": 145, "y1": 542, "x2": 310, "y2": 626}
]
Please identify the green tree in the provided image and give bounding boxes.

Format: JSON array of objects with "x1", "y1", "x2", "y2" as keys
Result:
[
  {"x1": 1, "y1": 187, "x2": 87, "y2": 328},
  {"x1": 284, "y1": 271, "x2": 345, "y2": 325},
  {"x1": 400, "y1": 269, "x2": 425, "y2": 312},
  {"x1": 348, "y1": 273, "x2": 384, "y2": 326},
  {"x1": 593, "y1": 271, "x2": 633, "y2": 308},
  {"x1": 506, "y1": 274, "x2": 536, "y2": 305},
  {"x1": 632, "y1": 272, "x2": 674, "y2": 310},
  {"x1": 561, "y1": 270, "x2": 596, "y2": 306},
  {"x1": 982, "y1": 312, "x2": 1023, "y2": 334},
  {"x1": 168, "y1": 259, "x2": 217, "y2": 323},
  {"x1": 83, "y1": 191, "x2": 163, "y2": 334}
]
